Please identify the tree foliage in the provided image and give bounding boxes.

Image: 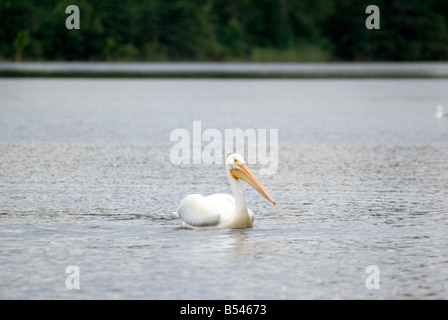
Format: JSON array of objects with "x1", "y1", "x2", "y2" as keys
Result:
[{"x1": 0, "y1": 0, "x2": 447, "y2": 61}]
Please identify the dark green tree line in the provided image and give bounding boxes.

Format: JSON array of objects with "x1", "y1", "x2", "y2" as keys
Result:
[{"x1": 0, "y1": 0, "x2": 447, "y2": 61}]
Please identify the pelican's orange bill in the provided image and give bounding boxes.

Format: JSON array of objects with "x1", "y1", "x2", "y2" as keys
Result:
[{"x1": 231, "y1": 164, "x2": 276, "y2": 205}]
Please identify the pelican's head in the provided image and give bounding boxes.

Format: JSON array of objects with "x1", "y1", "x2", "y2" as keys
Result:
[{"x1": 225, "y1": 153, "x2": 276, "y2": 205}]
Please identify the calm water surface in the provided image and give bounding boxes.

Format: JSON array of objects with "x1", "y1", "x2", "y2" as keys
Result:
[{"x1": 1, "y1": 78, "x2": 448, "y2": 299}]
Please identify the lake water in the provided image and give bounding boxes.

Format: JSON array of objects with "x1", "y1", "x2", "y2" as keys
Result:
[{"x1": 1, "y1": 77, "x2": 448, "y2": 299}]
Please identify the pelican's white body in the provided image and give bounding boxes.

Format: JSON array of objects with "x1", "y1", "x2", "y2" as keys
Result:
[
  {"x1": 175, "y1": 193, "x2": 254, "y2": 229},
  {"x1": 173, "y1": 153, "x2": 273, "y2": 229}
]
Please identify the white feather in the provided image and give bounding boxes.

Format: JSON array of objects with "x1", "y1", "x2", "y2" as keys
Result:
[{"x1": 173, "y1": 153, "x2": 273, "y2": 229}]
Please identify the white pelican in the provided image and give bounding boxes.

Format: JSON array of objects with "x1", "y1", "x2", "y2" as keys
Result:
[
  {"x1": 436, "y1": 105, "x2": 447, "y2": 119},
  {"x1": 173, "y1": 153, "x2": 276, "y2": 229}
]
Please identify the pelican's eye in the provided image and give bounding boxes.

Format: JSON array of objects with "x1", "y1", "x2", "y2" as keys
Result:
[{"x1": 234, "y1": 158, "x2": 239, "y2": 166}]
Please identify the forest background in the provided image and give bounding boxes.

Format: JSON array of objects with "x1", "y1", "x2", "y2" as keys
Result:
[{"x1": 1, "y1": 0, "x2": 448, "y2": 62}]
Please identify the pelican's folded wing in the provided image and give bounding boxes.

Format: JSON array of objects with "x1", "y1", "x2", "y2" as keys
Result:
[
  {"x1": 205, "y1": 193, "x2": 254, "y2": 223},
  {"x1": 176, "y1": 194, "x2": 221, "y2": 227}
]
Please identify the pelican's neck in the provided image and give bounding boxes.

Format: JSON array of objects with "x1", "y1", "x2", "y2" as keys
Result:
[
  {"x1": 224, "y1": 166, "x2": 253, "y2": 228},
  {"x1": 228, "y1": 173, "x2": 248, "y2": 212}
]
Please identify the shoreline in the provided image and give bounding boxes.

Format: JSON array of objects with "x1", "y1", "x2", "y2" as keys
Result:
[{"x1": 1, "y1": 62, "x2": 448, "y2": 78}]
